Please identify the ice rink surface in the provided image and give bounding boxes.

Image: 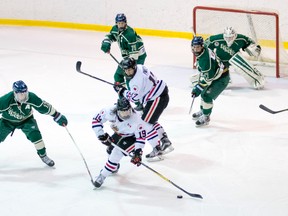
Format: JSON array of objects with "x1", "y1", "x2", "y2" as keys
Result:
[{"x1": 0, "y1": 26, "x2": 288, "y2": 216}]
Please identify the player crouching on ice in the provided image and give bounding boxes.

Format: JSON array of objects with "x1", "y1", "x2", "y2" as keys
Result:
[
  {"x1": 0, "y1": 80, "x2": 68, "y2": 167},
  {"x1": 92, "y1": 97, "x2": 162, "y2": 188},
  {"x1": 203, "y1": 27, "x2": 265, "y2": 90},
  {"x1": 191, "y1": 37, "x2": 230, "y2": 127}
]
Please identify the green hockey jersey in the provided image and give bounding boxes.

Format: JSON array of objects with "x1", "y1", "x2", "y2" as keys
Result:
[
  {"x1": 0, "y1": 91, "x2": 56, "y2": 123},
  {"x1": 105, "y1": 25, "x2": 146, "y2": 60},
  {"x1": 196, "y1": 46, "x2": 225, "y2": 87},
  {"x1": 204, "y1": 33, "x2": 255, "y2": 66}
]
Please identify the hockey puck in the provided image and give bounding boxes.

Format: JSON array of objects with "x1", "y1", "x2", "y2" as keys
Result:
[{"x1": 177, "y1": 195, "x2": 183, "y2": 199}]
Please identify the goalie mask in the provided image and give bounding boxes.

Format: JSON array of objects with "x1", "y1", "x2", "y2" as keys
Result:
[
  {"x1": 13, "y1": 80, "x2": 29, "y2": 104},
  {"x1": 224, "y1": 27, "x2": 237, "y2": 47},
  {"x1": 117, "y1": 97, "x2": 132, "y2": 120},
  {"x1": 115, "y1": 13, "x2": 127, "y2": 32},
  {"x1": 191, "y1": 36, "x2": 204, "y2": 56}
]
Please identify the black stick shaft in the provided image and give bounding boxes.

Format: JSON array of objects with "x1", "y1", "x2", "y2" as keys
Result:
[
  {"x1": 111, "y1": 142, "x2": 203, "y2": 199},
  {"x1": 76, "y1": 61, "x2": 114, "y2": 86},
  {"x1": 64, "y1": 126, "x2": 94, "y2": 185},
  {"x1": 189, "y1": 95, "x2": 196, "y2": 115}
]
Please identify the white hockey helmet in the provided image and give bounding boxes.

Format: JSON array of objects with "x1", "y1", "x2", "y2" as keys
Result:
[{"x1": 223, "y1": 27, "x2": 237, "y2": 47}]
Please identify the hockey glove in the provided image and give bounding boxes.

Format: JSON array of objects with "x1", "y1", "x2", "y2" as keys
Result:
[
  {"x1": 106, "y1": 145, "x2": 114, "y2": 155},
  {"x1": 113, "y1": 83, "x2": 127, "y2": 96},
  {"x1": 131, "y1": 148, "x2": 143, "y2": 166},
  {"x1": 101, "y1": 39, "x2": 111, "y2": 53},
  {"x1": 98, "y1": 133, "x2": 112, "y2": 146},
  {"x1": 53, "y1": 112, "x2": 68, "y2": 126},
  {"x1": 191, "y1": 84, "x2": 204, "y2": 98}
]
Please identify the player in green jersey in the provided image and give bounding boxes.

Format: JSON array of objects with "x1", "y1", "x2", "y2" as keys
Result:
[
  {"x1": 191, "y1": 37, "x2": 230, "y2": 127},
  {"x1": 0, "y1": 80, "x2": 68, "y2": 167},
  {"x1": 101, "y1": 13, "x2": 147, "y2": 111},
  {"x1": 203, "y1": 27, "x2": 264, "y2": 89}
]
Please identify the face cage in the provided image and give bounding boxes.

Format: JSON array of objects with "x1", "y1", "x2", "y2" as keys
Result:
[
  {"x1": 117, "y1": 108, "x2": 132, "y2": 120},
  {"x1": 14, "y1": 91, "x2": 29, "y2": 103},
  {"x1": 224, "y1": 35, "x2": 236, "y2": 47}
]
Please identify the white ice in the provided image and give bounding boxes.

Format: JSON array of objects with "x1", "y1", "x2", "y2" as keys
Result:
[{"x1": 0, "y1": 26, "x2": 288, "y2": 216}]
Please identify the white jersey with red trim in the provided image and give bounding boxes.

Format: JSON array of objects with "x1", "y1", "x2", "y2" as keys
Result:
[
  {"x1": 123, "y1": 65, "x2": 166, "y2": 105},
  {"x1": 92, "y1": 105, "x2": 149, "y2": 149}
]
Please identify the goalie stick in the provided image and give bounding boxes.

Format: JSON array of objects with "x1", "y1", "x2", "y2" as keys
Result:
[
  {"x1": 110, "y1": 142, "x2": 203, "y2": 199},
  {"x1": 259, "y1": 104, "x2": 288, "y2": 114},
  {"x1": 76, "y1": 61, "x2": 114, "y2": 86}
]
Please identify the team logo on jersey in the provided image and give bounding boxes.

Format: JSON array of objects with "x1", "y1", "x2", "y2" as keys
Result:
[
  {"x1": 215, "y1": 42, "x2": 219, "y2": 47},
  {"x1": 25, "y1": 104, "x2": 30, "y2": 109},
  {"x1": 137, "y1": 125, "x2": 143, "y2": 131},
  {"x1": 132, "y1": 85, "x2": 139, "y2": 92}
]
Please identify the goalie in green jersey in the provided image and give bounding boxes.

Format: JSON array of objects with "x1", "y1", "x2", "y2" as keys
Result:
[
  {"x1": 101, "y1": 13, "x2": 147, "y2": 111},
  {"x1": 0, "y1": 80, "x2": 68, "y2": 167},
  {"x1": 191, "y1": 36, "x2": 230, "y2": 127},
  {"x1": 202, "y1": 27, "x2": 265, "y2": 90}
]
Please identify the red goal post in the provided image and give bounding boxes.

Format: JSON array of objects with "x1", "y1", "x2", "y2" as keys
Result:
[{"x1": 193, "y1": 6, "x2": 288, "y2": 78}]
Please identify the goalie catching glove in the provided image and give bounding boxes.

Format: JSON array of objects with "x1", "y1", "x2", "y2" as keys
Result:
[
  {"x1": 53, "y1": 111, "x2": 68, "y2": 126},
  {"x1": 244, "y1": 44, "x2": 261, "y2": 57},
  {"x1": 131, "y1": 148, "x2": 142, "y2": 166},
  {"x1": 98, "y1": 133, "x2": 113, "y2": 146}
]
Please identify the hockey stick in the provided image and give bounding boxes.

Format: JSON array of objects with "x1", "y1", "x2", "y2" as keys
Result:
[
  {"x1": 76, "y1": 61, "x2": 114, "y2": 86},
  {"x1": 188, "y1": 95, "x2": 196, "y2": 115},
  {"x1": 259, "y1": 104, "x2": 288, "y2": 114},
  {"x1": 111, "y1": 142, "x2": 203, "y2": 199},
  {"x1": 109, "y1": 53, "x2": 122, "y2": 66},
  {"x1": 64, "y1": 126, "x2": 94, "y2": 185}
]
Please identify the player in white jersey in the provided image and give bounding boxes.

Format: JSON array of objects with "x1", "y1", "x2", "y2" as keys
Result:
[
  {"x1": 92, "y1": 97, "x2": 160, "y2": 188},
  {"x1": 113, "y1": 57, "x2": 174, "y2": 158}
]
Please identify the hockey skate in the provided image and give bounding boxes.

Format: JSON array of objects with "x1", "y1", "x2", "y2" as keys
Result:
[
  {"x1": 192, "y1": 110, "x2": 203, "y2": 120},
  {"x1": 195, "y1": 115, "x2": 210, "y2": 127},
  {"x1": 160, "y1": 133, "x2": 174, "y2": 155},
  {"x1": 145, "y1": 145, "x2": 163, "y2": 162},
  {"x1": 93, "y1": 174, "x2": 106, "y2": 188},
  {"x1": 40, "y1": 155, "x2": 55, "y2": 167}
]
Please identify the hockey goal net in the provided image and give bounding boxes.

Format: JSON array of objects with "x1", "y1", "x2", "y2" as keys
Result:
[{"x1": 193, "y1": 6, "x2": 288, "y2": 78}]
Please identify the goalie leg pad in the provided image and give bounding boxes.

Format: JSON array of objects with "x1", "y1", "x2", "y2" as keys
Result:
[{"x1": 229, "y1": 53, "x2": 265, "y2": 89}]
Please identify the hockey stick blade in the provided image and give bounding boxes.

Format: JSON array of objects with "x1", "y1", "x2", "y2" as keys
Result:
[
  {"x1": 76, "y1": 61, "x2": 82, "y2": 72},
  {"x1": 75, "y1": 61, "x2": 114, "y2": 86},
  {"x1": 259, "y1": 104, "x2": 288, "y2": 114},
  {"x1": 111, "y1": 142, "x2": 203, "y2": 199}
]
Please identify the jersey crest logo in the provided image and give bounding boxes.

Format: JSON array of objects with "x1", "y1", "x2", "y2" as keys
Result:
[
  {"x1": 132, "y1": 85, "x2": 138, "y2": 92},
  {"x1": 215, "y1": 41, "x2": 219, "y2": 47},
  {"x1": 25, "y1": 104, "x2": 30, "y2": 109}
]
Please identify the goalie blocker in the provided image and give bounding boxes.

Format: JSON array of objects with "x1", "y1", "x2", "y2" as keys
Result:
[{"x1": 229, "y1": 52, "x2": 265, "y2": 90}]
